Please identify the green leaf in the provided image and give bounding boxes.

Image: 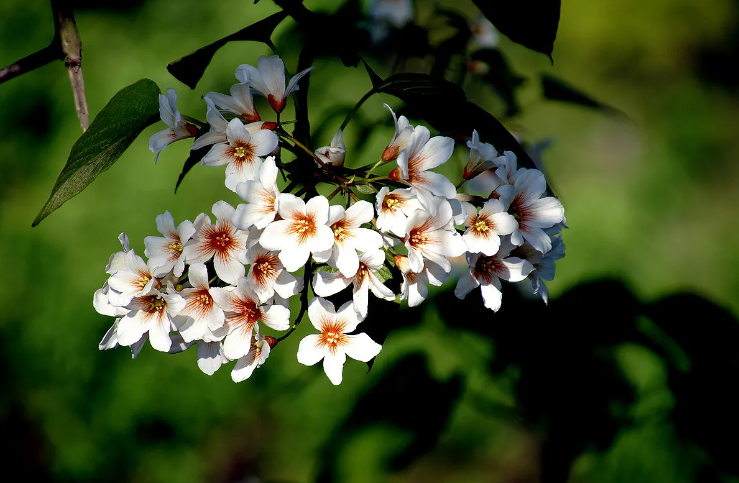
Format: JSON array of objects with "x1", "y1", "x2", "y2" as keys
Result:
[
  {"x1": 377, "y1": 73, "x2": 467, "y2": 105},
  {"x1": 32, "y1": 79, "x2": 161, "y2": 227},
  {"x1": 362, "y1": 58, "x2": 383, "y2": 89},
  {"x1": 354, "y1": 184, "x2": 377, "y2": 194},
  {"x1": 541, "y1": 75, "x2": 625, "y2": 117},
  {"x1": 374, "y1": 264, "x2": 394, "y2": 285},
  {"x1": 167, "y1": 11, "x2": 288, "y2": 89},
  {"x1": 472, "y1": 0, "x2": 561, "y2": 60}
]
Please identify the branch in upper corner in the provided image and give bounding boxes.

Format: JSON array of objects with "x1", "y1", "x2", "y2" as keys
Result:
[
  {"x1": 0, "y1": 45, "x2": 63, "y2": 85},
  {"x1": 52, "y1": 0, "x2": 89, "y2": 131}
]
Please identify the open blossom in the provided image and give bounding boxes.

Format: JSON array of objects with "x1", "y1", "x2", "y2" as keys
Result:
[
  {"x1": 315, "y1": 129, "x2": 346, "y2": 167},
  {"x1": 455, "y1": 238, "x2": 534, "y2": 312},
  {"x1": 236, "y1": 55, "x2": 313, "y2": 113},
  {"x1": 297, "y1": 298, "x2": 382, "y2": 385},
  {"x1": 501, "y1": 168, "x2": 565, "y2": 254},
  {"x1": 464, "y1": 130, "x2": 498, "y2": 180},
  {"x1": 375, "y1": 187, "x2": 422, "y2": 237},
  {"x1": 259, "y1": 194, "x2": 334, "y2": 272},
  {"x1": 404, "y1": 197, "x2": 467, "y2": 273},
  {"x1": 382, "y1": 104, "x2": 414, "y2": 161},
  {"x1": 394, "y1": 255, "x2": 448, "y2": 307},
  {"x1": 245, "y1": 244, "x2": 303, "y2": 303},
  {"x1": 107, "y1": 250, "x2": 159, "y2": 307},
  {"x1": 184, "y1": 201, "x2": 248, "y2": 285},
  {"x1": 175, "y1": 263, "x2": 225, "y2": 343},
  {"x1": 313, "y1": 249, "x2": 395, "y2": 319},
  {"x1": 210, "y1": 279, "x2": 290, "y2": 360},
  {"x1": 148, "y1": 89, "x2": 198, "y2": 162},
  {"x1": 232, "y1": 331, "x2": 273, "y2": 382},
  {"x1": 116, "y1": 284, "x2": 186, "y2": 352},
  {"x1": 234, "y1": 156, "x2": 280, "y2": 230},
  {"x1": 312, "y1": 200, "x2": 383, "y2": 277},
  {"x1": 514, "y1": 235, "x2": 565, "y2": 304},
  {"x1": 205, "y1": 82, "x2": 260, "y2": 123},
  {"x1": 144, "y1": 211, "x2": 195, "y2": 277},
  {"x1": 391, "y1": 125, "x2": 457, "y2": 207},
  {"x1": 192, "y1": 98, "x2": 271, "y2": 151},
  {"x1": 462, "y1": 199, "x2": 517, "y2": 256},
  {"x1": 202, "y1": 118, "x2": 279, "y2": 191}
]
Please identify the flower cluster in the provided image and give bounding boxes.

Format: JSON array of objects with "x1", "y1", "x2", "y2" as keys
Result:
[{"x1": 95, "y1": 54, "x2": 566, "y2": 386}]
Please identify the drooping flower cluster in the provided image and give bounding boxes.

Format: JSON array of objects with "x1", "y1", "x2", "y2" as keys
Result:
[{"x1": 97, "y1": 54, "x2": 566, "y2": 386}]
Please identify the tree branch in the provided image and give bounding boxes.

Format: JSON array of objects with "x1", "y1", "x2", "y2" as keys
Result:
[{"x1": 0, "y1": 0, "x2": 88, "y2": 131}]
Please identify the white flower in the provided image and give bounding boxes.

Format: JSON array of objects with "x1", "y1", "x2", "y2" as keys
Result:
[
  {"x1": 196, "y1": 341, "x2": 228, "y2": 376},
  {"x1": 501, "y1": 168, "x2": 565, "y2": 254},
  {"x1": 232, "y1": 330, "x2": 272, "y2": 382},
  {"x1": 514, "y1": 235, "x2": 565, "y2": 304},
  {"x1": 148, "y1": 88, "x2": 197, "y2": 162},
  {"x1": 259, "y1": 194, "x2": 334, "y2": 272},
  {"x1": 116, "y1": 284, "x2": 186, "y2": 352},
  {"x1": 471, "y1": 16, "x2": 499, "y2": 48},
  {"x1": 174, "y1": 263, "x2": 225, "y2": 342},
  {"x1": 245, "y1": 243, "x2": 303, "y2": 303},
  {"x1": 391, "y1": 125, "x2": 457, "y2": 207},
  {"x1": 183, "y1": 201, "x2": 248, "y2": 285},
  {"x1": 297, "y1": 298, "x2": 382, "y2": 385},
  {"x1": 201, "y1": 118, "x2": 279, "y2": 191},
  {"x1": 210, "y1": 279, "x2": 290, "y2": 361},
  {"x1": 313, "y1": 249, "x2": 395, "y2": 319},
  {"x1": 455, "y1": 238, "x2": 534, "y2": 312},
  {"x1": 236, "y1": 55, "x2": 313, "y2": 113},
  {"x1": 375, "y1": 187, "x2": 422, "y2": 237},
  {"x1": 464, "y1": 129, "x2": 498, "y2": 180},
  {"x1": 192, "y1": 97, "x2": 270, "y2": 151},
  {"x1": 144, "y1": 211, "x2": 196, "y2": 277},
  {"x1": 462, "y1": 199, "x2": 517, "y2": 256},
  {"x1": 205, "y1": 82, "x2": 260, "y2": 123},
  {"x1": 394, "y1": 255, "x2": 448, "y2": 307},
  {"x1": 105, "y1": 232, "x2": 131, "y2": 275},
  {"x1": 381, "y1": 104, "x2": 414, "y2": 161},
  {"x1": 234, "y1": 156, "x2": 281, "y2": 230},
  {"x1": 107, "y1": 250, "x2": 159, "y2": 307},
  {"x1": 312, "y1": 200, "x2": 383, "y2": 277},
  {"x1": 370, "y1": 0, "x2": 413, "y2": 28},
  {"x1": 315, "y1": 129, "x2": 346, "y2": 167},
  {"x1": 403, "y1": 197, "x2": 467, "y2": 273}
]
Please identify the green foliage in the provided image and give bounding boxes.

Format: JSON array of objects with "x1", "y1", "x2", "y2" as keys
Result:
[{"x1": 32, "y1": 79, "x2": 160, "y2": 226}]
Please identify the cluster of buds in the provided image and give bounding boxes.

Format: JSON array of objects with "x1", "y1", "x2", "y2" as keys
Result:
[{"x1": 95, "y1": 55, "x2": 566, "y2": 385}]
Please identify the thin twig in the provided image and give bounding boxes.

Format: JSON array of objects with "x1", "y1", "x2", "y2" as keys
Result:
[{"x1": 0, "y1": 45, "x2": 63, "y2": 84}]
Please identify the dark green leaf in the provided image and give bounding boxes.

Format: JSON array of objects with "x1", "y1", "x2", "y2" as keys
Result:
[
  {"x1": 32, "y1": 79, "x2": 161, "y2": 227},
  {"x1": 470, "y1": 48, "x2": 525, "y2": 117},
  {"x1": 472, "y1": 0, "x2": 561, "y2": 59},
  {"x1": 167, "y1": 11, "x2": 288, "y2": 89},
  {"x1": 542, "y1": 75, "x2": 625, "y2": 116},
  {"x1": 174, "y1": 144, "x2": 210, "y2": 193},
  {"x1": 377, "y1": 73, "x2": 467, "y2": 105},
  {"x1": 361, "y1": 58, "x2": 383, "y2": 90}
]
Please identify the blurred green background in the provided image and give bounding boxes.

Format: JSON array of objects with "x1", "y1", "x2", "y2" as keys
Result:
[{"x1": 2, "y1": 0, "x2": 739, "y2": 482}]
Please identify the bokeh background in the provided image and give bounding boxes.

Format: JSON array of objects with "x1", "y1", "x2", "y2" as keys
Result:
[{"x1": 1, "y1": 0, "x2": 738, "y2": 482}]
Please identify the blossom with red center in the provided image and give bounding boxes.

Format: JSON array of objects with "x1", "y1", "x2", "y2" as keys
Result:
[
  {"x1": 375, "y1": 187, "x2": 422, "y2": 237},
  {"x1": 394, "y1": 254, "x2": 448, "y2": 307},
  {"x1": 205, "y1": 81, "x2": 260, "y2": 123},
  {"x1": 183, "y1": 201, "x2": 248, "y2": 285},
  {"x1": 192, "y1": 97, "x2": 271, "y2": 151},
  {"x1": 462, "y1": 199, "x2": 517, "y2": 256},
  {"x1": 201, "y1": 118, "x2": 279, "y2": 191},
  {"x1": 390, "y1": 125, "x2": 456, "y2": 208},
  {"x1": 107, "y1": 250, "x2": 160, "y2": 307},
  {"x1": 500, "y1": 168, "x2": 565, "y2": 254},
  {"x1": 116, "y1": 284, "x2": 186, "y2": 352},
  {"x1": 403, "y1": 197, "x2": 467, "y2": 273},
  {"x1": 381, "y1": 104, "x2": 413, "y2": 161},
  {"x1": 259, "y1": 194, "x2": 334, "y2": 272},
  {"x1": 455, "y1": 238, "x2": 534, "y2": 312},
  {"x1": 148, "y1": 88, "x2": 198, "y2": 163},
  {"x1": 174, "y1": 263, "x2": 225, "y2": 343},
  {"x1": 144, "y1": 210, "x2": 196, "y2": 278},
  {"x1": 235, "y1": 55, "x2": 313, "y2": 113},
  {"x1": 297, "y1": 297, "x2": 382, "y2": 385},
  {"x1": 231, "y1": 330, "x2": 273, "y2": 382},
  {"x1": 245, "y1": 244, "x2": 303, "y2": 303},
  {"x1": 233, "y1": 156, "x2": 281, "y2": 230},
  {"x1": 313, "y1": 249, "x2": 395, "y2": 319},
  {"x1": 210, "y1": 279, "x2": 290, "y2": 360},
  {"x1": 312, "y1": 200, "x2": 383, "y2": 277}
]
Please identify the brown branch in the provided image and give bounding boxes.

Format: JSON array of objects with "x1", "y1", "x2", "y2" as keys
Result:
[{"x1": 0, "y1": 1, "x2": 88, "y2": 131}]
